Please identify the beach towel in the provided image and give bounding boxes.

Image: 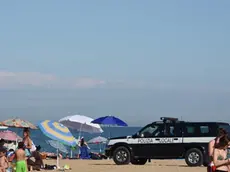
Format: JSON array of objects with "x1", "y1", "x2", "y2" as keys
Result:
[
  {"x1": 25, "y1": 148, "x2": 31, "y2": 157},
  {"x1": 16, "y1": 160, "x2": 26, "y2": 172}
]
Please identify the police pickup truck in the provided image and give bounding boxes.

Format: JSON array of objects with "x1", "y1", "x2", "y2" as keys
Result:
[{"x1": 105, "y1": 117, "x2": 230, "y2": 166}]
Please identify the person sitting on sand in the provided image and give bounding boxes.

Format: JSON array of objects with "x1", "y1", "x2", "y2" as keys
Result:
[
  {"x1": 213, "y1": 135, "x2": 230, "y2": 172},
  {"x1": 0, "y1": 140, "x2": 6, "y2": 152},
  {"x1": 7, "y1": 149, "x2": 15, "y2": 162},
  {"x1": 32, "y1": 145, "x2": 44, "y2": 169},
  {"x1": 15, "y1": 142, "x2": 27, "y2": 172},
  {"x1": 27, "y1": 145, "x2": 44, "y2": 171},
  {"x1": 0, "y1": 147, "x2": 8, "y2": 172}
]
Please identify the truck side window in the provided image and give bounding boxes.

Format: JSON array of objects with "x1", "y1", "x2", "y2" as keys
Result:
[
  {"x1": 184, "y1": 125, "x2": 199, "y2": 137},
  {"x1": 164, "y1": 124, "x2": 181, "y2": 137}
]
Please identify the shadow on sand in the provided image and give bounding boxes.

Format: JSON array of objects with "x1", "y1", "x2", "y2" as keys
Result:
[
  {"x1": 90, "y1": 163, "x2": 115, "y2": 166},
  {"x1": 90, "y1": 163, "x2": 192, "y2": 167}
]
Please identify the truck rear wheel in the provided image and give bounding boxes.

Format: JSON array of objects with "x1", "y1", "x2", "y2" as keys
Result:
[
  {"x1": 113, "y1": 146, "x2": 131, "y2": 165},
  {"x1": 185, "y1": 148, "x2": 203, "y2": 167}
]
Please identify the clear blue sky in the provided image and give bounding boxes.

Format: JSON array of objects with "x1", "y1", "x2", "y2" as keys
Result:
[{"x1": 0, "y1": 1, "x2": 230, "y2": 126}]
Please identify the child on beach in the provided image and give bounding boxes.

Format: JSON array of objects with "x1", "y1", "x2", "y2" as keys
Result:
[
  {"x1": 15, "y1": 142, "x2": 27, "y2": 172},
  {"x1": 0, "y1": 148, "x2": 8, "y2": 172}
]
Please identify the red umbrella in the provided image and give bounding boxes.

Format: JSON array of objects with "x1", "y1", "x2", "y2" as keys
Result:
[{"x1": 0, "y1": 130, "x2": 22, "y2": 141}]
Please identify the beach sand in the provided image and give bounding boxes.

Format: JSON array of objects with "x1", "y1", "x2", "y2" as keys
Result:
[{"x1": 43, "y1": 159, "x2": 206, "y2": 172}]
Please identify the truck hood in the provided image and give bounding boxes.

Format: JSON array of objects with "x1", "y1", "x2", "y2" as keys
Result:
[{"x1": 109, "y1": 136, "x2": 129, "y2": 140}]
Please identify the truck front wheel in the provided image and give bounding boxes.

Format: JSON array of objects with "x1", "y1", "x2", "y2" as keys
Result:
[{"x1": 113, "y1": 146, "x2": 131, "y2": 165}]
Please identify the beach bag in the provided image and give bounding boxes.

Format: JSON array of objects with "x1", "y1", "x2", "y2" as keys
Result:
[{"x1": 30, "y1": 141, "x2": 36, "y2": 152}]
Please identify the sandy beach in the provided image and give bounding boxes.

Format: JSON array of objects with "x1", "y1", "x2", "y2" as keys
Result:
[{"x1": 43, "y1": 159, "x2": 206, "y2": 172}]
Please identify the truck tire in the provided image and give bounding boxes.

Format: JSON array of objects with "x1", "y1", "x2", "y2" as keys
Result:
[
  {"x1": 131, "y1": 158, "x2": 147, "y2": 165},
  {"x1": 113, "y1": 146, "x2": 131, "y2": 165},
  {"x1": 185, "y1": 148, "x2": 203, "y2": 167}
]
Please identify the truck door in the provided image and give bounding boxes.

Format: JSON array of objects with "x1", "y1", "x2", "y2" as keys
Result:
[
  {"x1": 152, "y1": 123, "x2": 184, "y2": 158},
  {"x1": 132, "y1": 123, "x2": 164, "y2": 158}
]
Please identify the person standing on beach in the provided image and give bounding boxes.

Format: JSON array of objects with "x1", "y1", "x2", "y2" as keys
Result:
[
  {"x1": 22, "y1": 129, "x2": 32, "y2": 157},
  {"x1": 213, "y1": 135, "x2": 230, "y2": 172},
  {"x1": 209, "y1": 128, "x2": 227, "y2": 159},
  {"x1": 79, "y1": 137, "x2": 90, "y2": 149},
  {"x1": 0, "y1": 148, "x2": 8, "y2": 172},
  {"x1": 208, "y1": 128, "x2": 228, "y2": 172},
  {"x1": 15, "y1": 142, "x2": 27, "y2": 172}
]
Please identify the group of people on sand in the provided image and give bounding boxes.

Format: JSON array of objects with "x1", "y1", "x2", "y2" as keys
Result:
[
  {"x1": 0, "y1": 128, "x2": 44, "y2": 172},
  {"x1": 208, "y1": 128, "x2": 230, "y2": 172}
]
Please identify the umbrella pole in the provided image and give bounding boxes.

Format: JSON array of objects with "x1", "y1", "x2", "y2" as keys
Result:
[
  {"x1": 78, "y1": 123, "x2": 83, "y2": 139},
  {"x1": 57, "y1": 148, "x2": 59, "y2": 169},
  {"x1": 70, "y1": 149, "x2": 72, "y2": 158}
]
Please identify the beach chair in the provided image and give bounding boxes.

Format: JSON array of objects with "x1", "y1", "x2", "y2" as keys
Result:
[{"x1": 79, "y1": 146, "x2": 90, "y2": 159}]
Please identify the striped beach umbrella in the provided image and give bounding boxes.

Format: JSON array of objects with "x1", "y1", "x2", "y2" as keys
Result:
[
  {"x1": 38, "y1": 120, "x2": 77, "y2": 147},
  {"x1": 0, "y1": 118, "x2": 37, "y2": 129}
]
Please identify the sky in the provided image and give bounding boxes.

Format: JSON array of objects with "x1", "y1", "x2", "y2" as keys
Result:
[{"x1": 0, "y1": 1, "x2": 230, "y2": 126}]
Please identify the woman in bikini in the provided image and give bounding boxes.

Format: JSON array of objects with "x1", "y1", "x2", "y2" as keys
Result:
[
  {"x1": 22, "y1": 128, "x2": 34, "y2": 171},
  {"x1": 213, "y1": 135, "x2": 230, "y2": 172},
  {"x1": 22, "y1": 129, "x2": 32, "y2": 155},
  {"x1": 208, "y1": 128, "x2": 227, "y2": 172}
]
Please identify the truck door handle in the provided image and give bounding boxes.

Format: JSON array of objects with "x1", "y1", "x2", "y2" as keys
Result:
[
  {"x1": 174, "y1": 138, "x2": 178, "y2": 140},
  {"x1": 155, "y1": 139, "x2": 160, "y2": 141}
]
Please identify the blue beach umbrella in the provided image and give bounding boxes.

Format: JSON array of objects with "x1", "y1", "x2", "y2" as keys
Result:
[
  {"x1": 91, "y1": 116, "x2": 128, "y2": 126},
  {"x1": 91, "y1": 116, "x2": 128, "y2": 138},
  {"x1": 38, "y1": 120, "x2": 77, "y2": 147}
]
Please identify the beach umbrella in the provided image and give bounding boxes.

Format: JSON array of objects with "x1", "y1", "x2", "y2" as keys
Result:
[
  {"x1": 38, "y1": 120, "x2": 77, "y2": 147},
  {"x1": 46, "y1": 140, "x2": 68, "y2": 168},
  {"x1": 46, "y1": 140, "x2": 68, "y2": 153},
  {"x1": 59, "y1": 114, "x2": 103, "y2": 135},
  {"x1": 0, "y1": 130, "x2": 22, "y2": 141},
  {"x1": 88, "y1": 136, "x2": 107, "y2": 144},
  {"x1": 91, "y1": 115, "x2": 128, "y2": 127},
  {"x1": 38, "y1": 120, "x2": 77, "y2": 168},
  {"x1": 91, "y1": 116, "x2": 128, "y2": 138},
  {"x1": 88, "y1": 136, "x2": 108, "y2": 152},
  {"x1": 0, "y1": 118, "x2": 37, "y2": 129},
  {"x1": 59, "y1": 115, "x2": 103, "y2": 158}
]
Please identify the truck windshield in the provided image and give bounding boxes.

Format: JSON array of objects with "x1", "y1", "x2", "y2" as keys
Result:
[{"x1": 135, "y1": 123, "x2": 164, "y2": 137}]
